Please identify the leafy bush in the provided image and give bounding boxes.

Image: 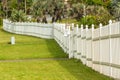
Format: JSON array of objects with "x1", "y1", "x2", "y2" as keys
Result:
[
  {"x1": 110, "y1": 2, "x2": 120, "y2": 20},
  {"x1": 10, "y1": 9, "x2": 27, "y2": 22},
  {"x1": 78, "y1": 15, "x2": 97, "y2": 28},
  {"x1": 78, "y1": 6, "x2": 112, "y2": 28}
]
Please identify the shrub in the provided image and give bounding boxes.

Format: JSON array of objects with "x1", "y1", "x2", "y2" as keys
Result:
[
  {"x1": 10, "y1": 9, "x2": 27, "y2": 22},
  {"x1": 78, "y1": 15, "x2": 97, "y2": 28}
]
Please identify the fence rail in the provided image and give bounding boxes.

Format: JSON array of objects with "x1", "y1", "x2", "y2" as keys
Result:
[{"x1": 3, "y1": 19, "x2": 120, "y2": 79}]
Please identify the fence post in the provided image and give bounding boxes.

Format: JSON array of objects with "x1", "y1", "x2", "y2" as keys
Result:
[
  {"x1": 76, "y1": 24, "x2": 79, "y2": 59},
  {"x1": 85, "y1": 25, "x2": 89, "y2": 66},
  {"x1": 71, "y1": 23, "x2": 74, "y2": 58},
  {"x1": 63, "y1": 24, "x2": 65, "y2": 51},
  {"x1": 109, "y1": 20, "x2": 112, "y2": 78},
  {"x1": 92, "y1": 24, "x2": 94, "y2": 69},
  {"x1": 99, "y1": 23, "x2": 103, "y2": 74},
  {"x1": 68, "y1": 23, "x2": 74, "y2": 58},
  {"x1": 81, "y1": 24, "x2": 83, "y2": 62},
  {"x1": 68, "y1": 25, "x2": 71, "y2": 59},
  {"x1": 86, "y1": 25, "x2": 88, "y2": 65}
]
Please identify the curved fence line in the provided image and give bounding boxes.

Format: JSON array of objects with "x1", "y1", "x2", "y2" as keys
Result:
[
  {"x1": 3, "y1": 19, "x2": 53, "y2": 39},
  {"x1": 53, "y1": 22, "x2": 120, "y2": 80},
  {"x1": 3, "y1": 19, "x2": 120, "y2": 79}
]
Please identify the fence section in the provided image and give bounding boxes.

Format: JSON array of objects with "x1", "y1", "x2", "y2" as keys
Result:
[
  {"x1": 3, "y1": 19, "x2": 120, "y2": 79},
  {"x1": 3, "y1": 19, "x2": 53, "y2": 39},
  {"x1": 53, "y1": 21, "x2": 120, "y2": 79}
]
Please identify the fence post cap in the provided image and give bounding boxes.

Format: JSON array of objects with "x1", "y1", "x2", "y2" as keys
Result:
[
  {"x1": 92, "y1": 24, "x2": 94, "y2": 27},
  {"x1": 109, "y1": 20, "x2": 112, "y2": 24},
  {"x1": 92, "y1": 24, "x2": 94, "y2": 30},
  {"x1": 99, "y1": 23, "x2": 102, "y2": 28},
  {"x1": 76, "y1": 24, "x2": 79, "y2": 27},
  {"x1": 86, "y1": 25, "x2": 88, "y2": 32},
  {"x1": 81, "y1": 24, "x2": 83, "y2": 27},
  {"x1": 71, "y1": 23, "x2": 74, "y2": 26},
  {"x1": 86, "y1": 25, "x2": 88, "y2": 28},
  {"x1": 76, "y1": 24, "x2": 79, "y2": 29},
  {"x1": 71, "y1": 23, "x2": 74, "y2": 30},
  {"x1": 81, "y1": 24, "x2": 83, "y2": 29}
]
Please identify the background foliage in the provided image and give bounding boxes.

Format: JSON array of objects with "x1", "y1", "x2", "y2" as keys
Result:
[{"x1": 0, "y1": 0, "x2": 120, "y2": 27}]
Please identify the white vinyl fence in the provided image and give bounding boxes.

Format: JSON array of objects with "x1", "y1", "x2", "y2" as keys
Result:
[
  {"x1": 53, "y1": 21, "x2": 120, "y2": 79},
  {"x1": 3, "y1": 19, "x2": 120, "y2": 79},
  {"x1": 3, "y1": 19, "x2": 53, "y2": 39}
]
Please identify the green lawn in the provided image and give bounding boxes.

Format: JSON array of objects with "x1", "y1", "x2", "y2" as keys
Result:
[
  {"x1": 0, "y1": 26, "x2": 112, "y2": 80},
  {"x1": 0, "y1": 27, "x2": 67, "y2": 60},
  {"x1": 0, "y1": 59, "x2": 112, "y2": 80}
]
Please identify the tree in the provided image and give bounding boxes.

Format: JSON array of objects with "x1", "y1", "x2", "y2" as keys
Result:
[
  {"x1": 110, "y1": 1, "x2": 120, "y2": 20},
  {"x1": 10, "y1": 9, "x2": 26, "y2": 22},
  {"x1": 31, "y1": 0, "x2": 65, "y2": 22}
]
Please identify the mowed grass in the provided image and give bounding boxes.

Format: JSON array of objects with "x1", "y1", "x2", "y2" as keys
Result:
[
  {"x1": 0, "y1": 27, "x2": 67, "y2": 60},
  {"x1": 0, "y1": 26, "x2": 112, "y2": 80},
  {"x1": 0, "y1": 59, "x2": 112, "y2": 80}
]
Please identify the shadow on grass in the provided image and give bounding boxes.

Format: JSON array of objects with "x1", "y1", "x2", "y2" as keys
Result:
[
  {"x1": 45, "y1": 39, "x2": 113, "y2": 80},
  {"x1": 45, "y1": 39, "x2": 68, "y2": 58}
]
